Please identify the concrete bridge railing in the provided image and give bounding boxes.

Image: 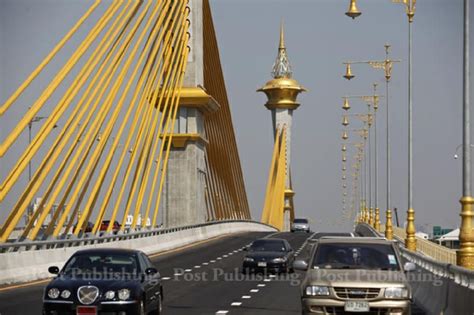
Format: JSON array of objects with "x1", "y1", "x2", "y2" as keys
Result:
[
  {"x1": 355, "y1": 223, "x2": 474, "y2": 315},
  {"x1": 0, "y1": 220, "x2": 276, "y2": 285}
]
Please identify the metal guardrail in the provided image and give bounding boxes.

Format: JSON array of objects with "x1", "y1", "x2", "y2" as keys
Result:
[
  {"x1": 0, "y1": 220, "x2": 275, "y2": 253},
  {"x1": 391, "y1": 226, "x2": 457, "y2": 264},
  {"x1": 357, "y1": 223, "x2": 457, "y2": 264},
  {"x1": 400, "y1": 247, "x2": 474, "y2": 290},
  {"x1": 356, "y1": 223, "x2": 473, "y2": 289}
]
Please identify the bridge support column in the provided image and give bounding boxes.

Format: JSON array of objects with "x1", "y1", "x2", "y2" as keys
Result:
[
  {"x1": 162, "y1": 0, "x2": 219, "y2": 227},
  {"x1": 163, "y1": 89, "x2": 219, "y2": 228}
]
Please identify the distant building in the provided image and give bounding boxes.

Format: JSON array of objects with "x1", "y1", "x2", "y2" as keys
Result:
[
  {"x1": 437, "y1": 228, "x2": 460, "y2": 249},
  {"x1": 433, "y1": 226, "x2": 454, "y2": 239}
]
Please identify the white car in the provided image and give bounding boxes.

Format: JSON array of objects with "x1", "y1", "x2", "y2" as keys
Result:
[{"x1": 291, "y1": 218, "x2": 310, "y2": 233}]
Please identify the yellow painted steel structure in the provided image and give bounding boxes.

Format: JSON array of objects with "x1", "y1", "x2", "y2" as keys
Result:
[
  {"x1": 202, "y1": 0, "x2": 250, "y2": 221},
  {"x1": 261, "y1": 127, "x2": 290, "y2": 231},
  {"x1": 0, "y1": 0, "x2": 250, "y2": 242}
]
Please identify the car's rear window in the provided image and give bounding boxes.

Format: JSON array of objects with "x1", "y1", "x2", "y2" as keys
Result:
[
  {"x1": 312, "y1": 243, "x2": 400, "y2": 271},
  {"x1": 293, "y1": 219, "x2": 308, "y2": 223}
]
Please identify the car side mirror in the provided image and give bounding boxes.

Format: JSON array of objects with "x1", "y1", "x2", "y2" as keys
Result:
[
  {"x1": 145, "y1": 267, "x2": 158, "y2": 275},
  {"x1": 403, "y1": 262, "x2": 416, "y2": 272},
  {"x1": 48, "y1": 266, "x2": 60, "y2": 274},
  {"x1": 293, "y1": 260, "x2": 308, "y2": 271}
]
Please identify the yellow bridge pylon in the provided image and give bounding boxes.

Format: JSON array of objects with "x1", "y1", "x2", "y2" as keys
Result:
[
  {"x1": 261, "y1": 127, "x2": 293, "y2": 231},
  {"x1": 0, "y1": 0, "x2": 250, "y2": 242}
]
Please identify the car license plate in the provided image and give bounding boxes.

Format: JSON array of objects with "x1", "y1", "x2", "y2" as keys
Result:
[
  {"x1": 257, "y1": 262, "x2": 267, "y2": 267},
  {"x1": 344, "y1": 301, "x2": 370, "y2": 312},
  {"x1": 76, "y1": 306, "x2": 97, "y2": 315}
]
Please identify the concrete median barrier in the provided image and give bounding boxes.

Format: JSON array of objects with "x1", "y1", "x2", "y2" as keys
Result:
[{"x1": 0, "y1": 221, "x2": 276, "y2": 285}]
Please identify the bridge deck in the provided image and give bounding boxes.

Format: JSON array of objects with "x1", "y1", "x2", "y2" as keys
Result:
[{"x1": 0, "y1": 231, "x2": 427, "y2": 315}]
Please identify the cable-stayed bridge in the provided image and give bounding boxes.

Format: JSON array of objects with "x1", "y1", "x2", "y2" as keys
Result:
[{"x1": 0, "y1": 1, "x2": 473, "y2": 314}]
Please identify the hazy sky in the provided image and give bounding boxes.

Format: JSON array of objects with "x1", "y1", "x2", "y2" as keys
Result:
[{"x1": 1, "y1": 0, "x2": 473, "y2": 234}]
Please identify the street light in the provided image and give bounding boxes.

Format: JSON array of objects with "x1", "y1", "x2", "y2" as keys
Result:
[
  {"x1": 343, "y1": 91, "x2": 383, "y2": 228},
  {"x1": 26, "y1": 115, "x2": 58, "y2": 224},
  {"x1": 343, "y1": 45, "x2": 400, "y2": 240},
  {"x1": 457, "y1": 0, "x2": 473, "y2": 269},
  {"x1": 392, "y1": 0, "x2": 417, "y2": 252},
  {"x1": 344, "y1": 0, "x2": 417, "y2": 250}
]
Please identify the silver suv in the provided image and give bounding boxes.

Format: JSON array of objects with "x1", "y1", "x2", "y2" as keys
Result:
[{"x1": 294, "y1": 237, "x2": 415, "y2": 315}]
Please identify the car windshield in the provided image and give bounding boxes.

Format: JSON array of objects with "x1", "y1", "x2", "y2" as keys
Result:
[
  {"x1": 312, "y1": 243, "x2": 400, "y2": 271},
  {"x1": 62, "y1": 253, "x2": 140, "y2": 276},
  {"x1": 249, "y1": 240, "x2": 286, "y2": 252},
  {"x1": 293, "y1": 219, "x2": 308, "y2": 224}
]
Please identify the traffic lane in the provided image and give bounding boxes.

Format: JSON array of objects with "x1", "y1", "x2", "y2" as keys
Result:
[
  {"x1": 225, "y1": 232, "x2": 313, "y2": 315},
  {"x1": 150, "y1": 231, "x2": 271, "y2": 277},
  {"x1": 161, "y1": 231, "x2": 311, "y2": 315},
  {"x1": 0, "y1": 280, "x2": 47, "y2": 315},
  {"x1": 0, "y1": 231, "x2": 271, "y2": 315}
]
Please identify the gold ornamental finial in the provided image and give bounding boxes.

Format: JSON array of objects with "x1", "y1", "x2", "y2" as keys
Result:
[
  {"x1": 258, "y1": 21, "x2": 305, "y2": 111},
  {"x1": 279, "y1": 19, "x2": 285, "y2": 50}
]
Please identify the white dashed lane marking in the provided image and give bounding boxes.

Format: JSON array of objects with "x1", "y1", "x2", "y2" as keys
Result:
[
  {"x1": 231, "y1": 302, "x2": 242, "y2": 306},
  {"x1": 242, "y1": 295, "x2": 251, "y2": 299},
  {"x1": 216, "y1": 311, "x2": 229, "y2": 314}
]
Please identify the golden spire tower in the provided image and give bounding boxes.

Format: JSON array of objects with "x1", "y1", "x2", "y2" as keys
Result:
[{"x1": 258, "y1": 21, "x2": 306, "y2": 231}]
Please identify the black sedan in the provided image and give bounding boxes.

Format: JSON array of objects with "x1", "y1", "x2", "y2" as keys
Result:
[
  {"x1": 43, "y1": 248, "x2": 162, "y2": 315},
  {"x1": 242, "y1": 238, "x2": 295, "y2": 274}
]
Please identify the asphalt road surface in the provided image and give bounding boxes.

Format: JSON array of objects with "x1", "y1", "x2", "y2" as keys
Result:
[
  {"x1": 0, "y1": 231, "x2": 426, "y2": 315},
  {"x1": 0, "y1": 231, "x2": 312, "y2": 315}
]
